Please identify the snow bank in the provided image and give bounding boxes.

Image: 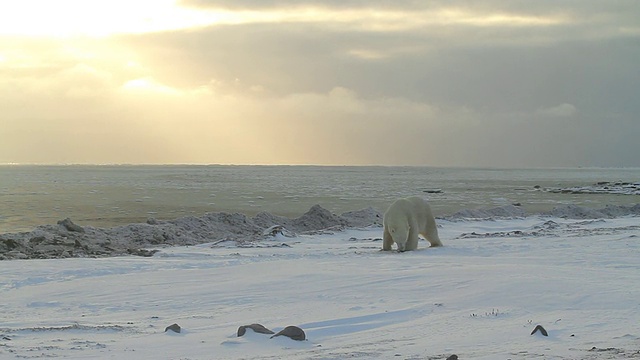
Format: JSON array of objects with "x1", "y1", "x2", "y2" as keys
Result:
[
  {"x1": 544, "y1": 204, "x2": 640, "y2": 219},
  {"x1": 0, "y1": 205, "x2": 382, "y2": 260},
  {"x1": 547, "y1": 181, "x2": 640, "y2": 195},
  {"x1": 3, "y1": 202, "x2": 640, "y2": 260},
  {"x1": 445, "y1": 204, "x2": 527, "y2": 220}
]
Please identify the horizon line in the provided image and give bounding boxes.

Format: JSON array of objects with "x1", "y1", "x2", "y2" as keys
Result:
[{"x1": 1, "y1": 162, "x2": 638, "y2": 171}]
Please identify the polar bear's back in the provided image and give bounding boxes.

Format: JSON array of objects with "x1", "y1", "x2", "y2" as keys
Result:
[
  {"x1": 383, "y1": 196, "x2": 442, "y2": 249},
  {"x1": 383, "y1": 196, "x2": 433, "y2": 227}
]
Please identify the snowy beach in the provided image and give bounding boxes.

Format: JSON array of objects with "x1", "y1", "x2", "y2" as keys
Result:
[
  {"x1": 2, "y1": 203, "x2": 640, "y2": 359},
  {"x1": 2, "y1": 166, "x2": 640, "y2": 359}
]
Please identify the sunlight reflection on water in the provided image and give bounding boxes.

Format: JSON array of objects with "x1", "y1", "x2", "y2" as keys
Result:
[{"x1": 1, "y1": 165, "x2": 638, "y2": 232}]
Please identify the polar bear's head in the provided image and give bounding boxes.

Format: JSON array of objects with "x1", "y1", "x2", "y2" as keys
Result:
[{"x1": 388, "y1": 226, "x2": 409, "y2": 252}]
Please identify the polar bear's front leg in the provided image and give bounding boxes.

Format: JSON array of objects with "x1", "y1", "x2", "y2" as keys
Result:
[
  {"x1": 405, "y1": 224, "x2": 420, "y2": 251},
  {"x1": 382, "y1": 227, "x2": 394, "y2": 251}
]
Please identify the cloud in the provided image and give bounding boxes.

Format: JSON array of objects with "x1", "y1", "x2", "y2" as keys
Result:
[
  {"x1": 120, "y1": 18, "x2": 640, "y2": 115},
  {"x1": 1, "y1": 67, "x2": 639, "y2": 167},
  {"x1": 537, "y1": 103, "x2": 577, "y2": 118},
  {"x1": 1, "y1": 1, "x2": 639, "y2": 167}
]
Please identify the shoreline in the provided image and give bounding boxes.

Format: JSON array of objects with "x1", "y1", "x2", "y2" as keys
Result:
[{"x1": 2, "y1": 202, "x2": 639, "y2": 261}]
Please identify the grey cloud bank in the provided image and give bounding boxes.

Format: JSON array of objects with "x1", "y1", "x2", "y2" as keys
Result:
[{"x1": 1, "y1": 1, "x2": 639, "y2": 167}]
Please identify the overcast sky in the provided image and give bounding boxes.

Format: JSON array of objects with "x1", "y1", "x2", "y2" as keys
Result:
[{"x1": 1, "y1": 1, "x2": 638, "y2": 167}]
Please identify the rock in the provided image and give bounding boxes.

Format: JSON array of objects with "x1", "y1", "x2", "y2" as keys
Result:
[
  {"x1": 237, "y1": 326, "x2": 246, "y2": 337},
  {"x1": 261, "y1": 225, "x2": 295, "y2": 238},
  {"x1": 127, "y1": 248, "x2": 159, "y2": 257},
  {"x1": 7, "y1": 250, "x2": 28, "y2": 259},
  {"x1": 237, "y1": 323, "x2": 274, "y2": 337},
  {"x1": 531, "y1": 324, "x2": 548, "y2": 336},
  {"x1": 422, "y1": 188, "x2": 443, "y2": 194},
  {"x1": 28, "y1": 236, "x2": 46, "y2": 245},
  {"x1": 262, "y1": 225, "x2": 284, "y2": 237},
  {"x1": 446, "y1": 355, "x2": 458, "y2": 360},
  {"x1": 165, "y1": 323, "x2": 181, "y2": 333},
  {"x1": 270, "y1": 325, "x2": 306, "y2": 341},
  {"x1": 1, "y1": 238, "x2": 22, "y2": 250},
  {"x1": 57, "y1": 218, "x2": 85, "y2": 233}
]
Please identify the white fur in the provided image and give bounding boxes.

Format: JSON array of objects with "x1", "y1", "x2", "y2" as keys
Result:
[{"x1": 382, "y1": 196, "x2": 442, "y2": 252}]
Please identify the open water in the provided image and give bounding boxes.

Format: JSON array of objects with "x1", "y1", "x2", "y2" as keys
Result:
[{"x1": 1, "y1": 165, "x2": 639, "y2": 233}]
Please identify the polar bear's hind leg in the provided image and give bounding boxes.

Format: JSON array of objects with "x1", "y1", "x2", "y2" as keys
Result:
[
  {"x1": 422, "y1": 230, "x2": 442, "y2": 247},
  {"x1": 423, "y1": 225, "x2": 443, "y2": 247}
]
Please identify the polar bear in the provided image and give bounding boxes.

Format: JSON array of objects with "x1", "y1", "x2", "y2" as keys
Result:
[{"x1": 383, "y1": 196, "x2": 442, "y2": 252}]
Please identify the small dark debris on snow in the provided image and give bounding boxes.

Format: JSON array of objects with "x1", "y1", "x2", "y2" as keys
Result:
[
  {"x1": 270, "y1": 325, "x2": 306, "y2": 341},
  {"x1": 237, "y1": 323, "x2": 274, "y2": 337},
  {"x1": 423, "y1": 189, "x2": 443, "y2": 194},
  {"x1": 446, "y1": 355, "x2": 459, "y2": 360},
  {"x1": 127, "y1": 248, "x2": 159, "y2": 257},
  {"x1": 165, "y1": 323, "x2": 181, "y2": 333},
  {"x1": 590, "y1": 347, "x2": 618, "y2": 352},
  {"x1": 531, "y1": 324, "x2": 548, "y2": 336}
]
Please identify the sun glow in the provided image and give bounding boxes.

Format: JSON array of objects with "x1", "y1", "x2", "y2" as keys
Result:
[
  {"x1": 0, "y1": 1, "x2": 566, "y2": 38},
  {"x1": 0, "y1": 0, "x2": 233, "y2": 37}
]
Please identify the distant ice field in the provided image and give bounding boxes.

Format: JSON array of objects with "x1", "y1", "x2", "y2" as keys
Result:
[{"x1": 1, "y1": 165, "x2": 639, "y2": 233}]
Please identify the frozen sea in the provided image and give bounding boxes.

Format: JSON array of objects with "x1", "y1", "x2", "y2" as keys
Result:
[{"x1": 1, "y1": 165, "x2": 639, "y2": 233}]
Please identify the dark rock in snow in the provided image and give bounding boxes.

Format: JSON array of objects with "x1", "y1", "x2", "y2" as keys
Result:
[
  {"x1": 423, "y1": 188, "x2": 443, "y2": 194},
  {"x1": 237, "y1": 323, "x2": 275, "y2": 337},
  {"x1": 165, "y1": 323, "x2": 181, "y2": 333},
  {"x1": 127, "y1": 248, "x2": 159, "y2": 257},
  {"x1": 531, "y1": 324, "x2": 548, "y2": 336},
  {"x1": 57, "y1": 218, "x2": 85, "y2": 233},
  {"x1": 270, "y1": 325, "x2": 306, "y2": 341},
  {"x1": 446, "y1": 355, "x2": 459, "y2": 360}
]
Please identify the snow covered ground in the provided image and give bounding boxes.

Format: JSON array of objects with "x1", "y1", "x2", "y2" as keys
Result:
[{"x1": 1, "y1": 215, "x2": 640, "y2": 359}]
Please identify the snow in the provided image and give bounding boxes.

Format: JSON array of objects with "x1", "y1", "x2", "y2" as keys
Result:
[
  {"x1": 1, "y1": 213, "x2": 639, "y2": 359},
  {"x1": 0, "y1": 205, "x2": 382, "y2": 260}
]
